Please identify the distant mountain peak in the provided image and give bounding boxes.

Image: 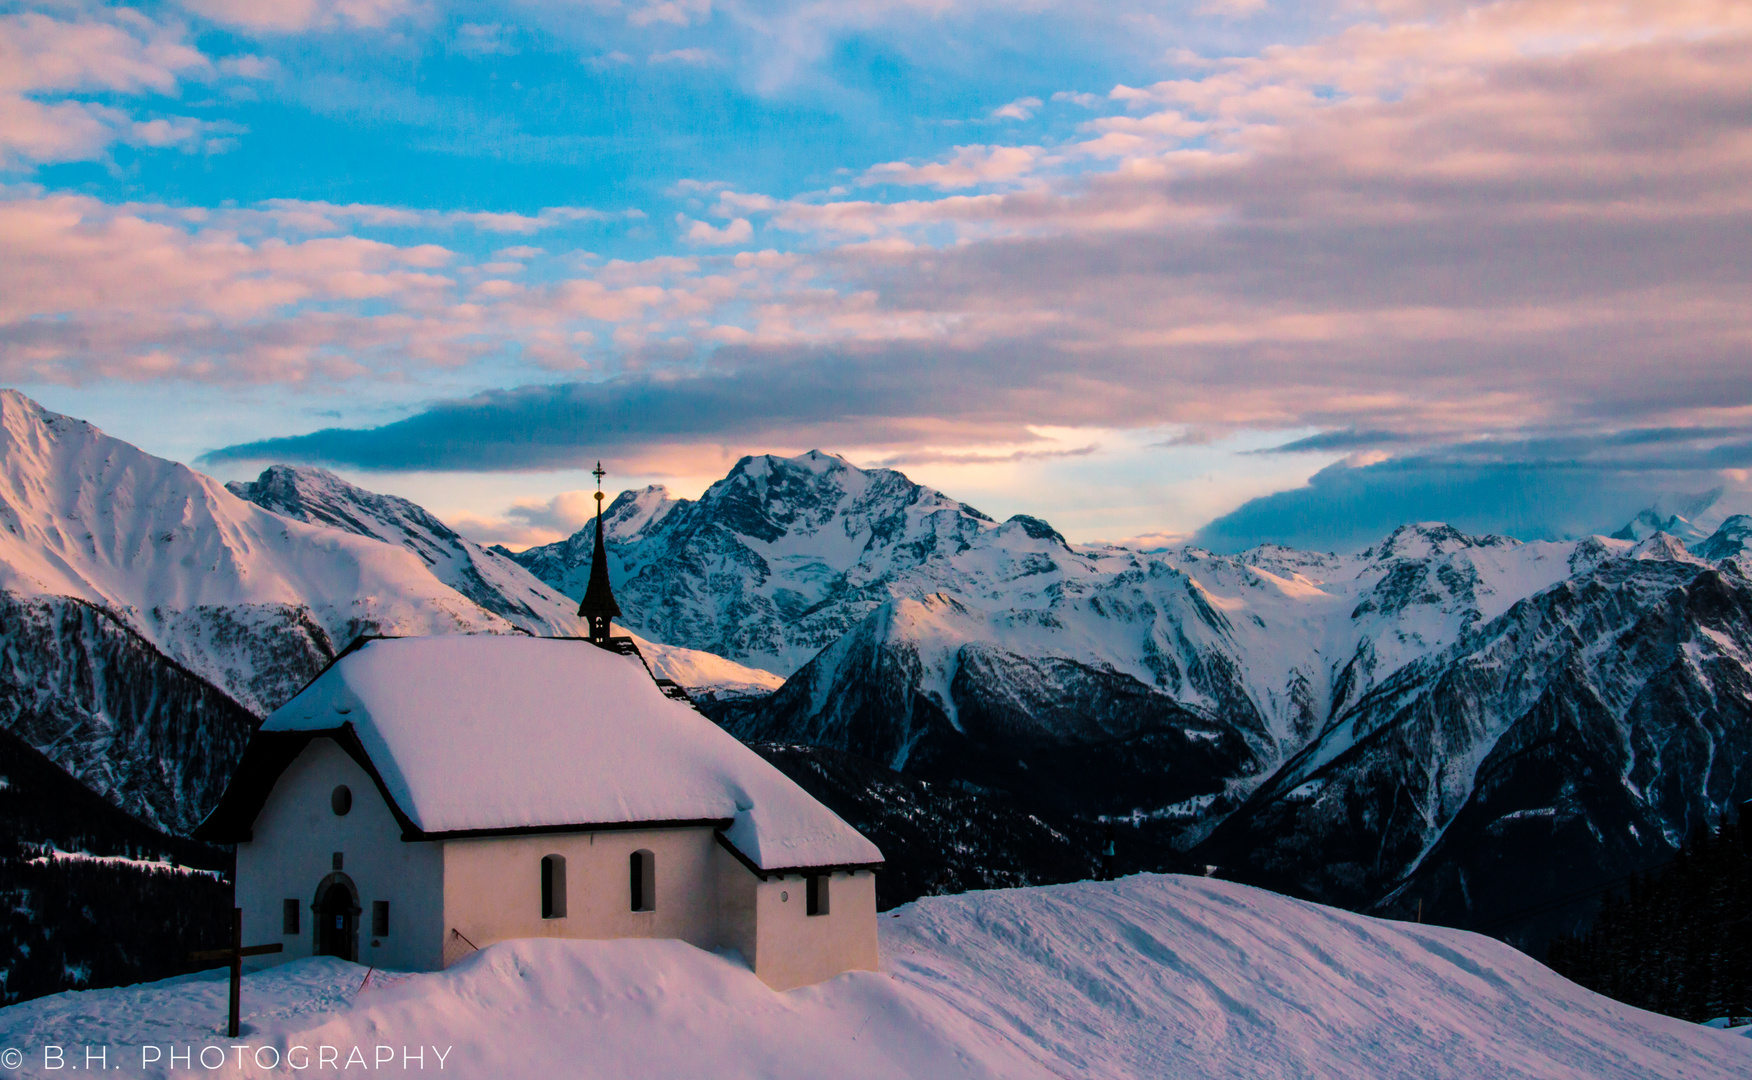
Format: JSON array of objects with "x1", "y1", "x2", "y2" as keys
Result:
[
  {"x1": 227, "y1": 463, "x2": 584, "y2": 638},
  {"x1": 999, "y1": 515, "x2": 1068, "y2": 547},
  {"x1": 1360, "y1": 522, "x2": 1513, "y2": 562},
  {"x1": 603, "y1": 484, "x2": 677, "y2": 541},
  {"x1": 227, "y1": 464, "x2": 456, "y2": 545},
  {"x1": 1629, "y1": 531, "x2": 1708, "y2": 565},
  {"x1": 1692, "y1": 515, "x2": 1752, "y2": 562},
  {"x1": 1611, "y1": 487, "x2": 1733, "y2": 544}
]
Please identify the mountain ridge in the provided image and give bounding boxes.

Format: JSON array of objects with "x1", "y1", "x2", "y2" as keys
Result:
[
  {"x1": 515, "y1": 451, "x2": 1752, "y2": 937},
  {"x1": 0, "y1": 391, "x2": 780, "y2": 830},
  {"x1": 5, "y1": 389, "x2": 1751, "y2": 947}
]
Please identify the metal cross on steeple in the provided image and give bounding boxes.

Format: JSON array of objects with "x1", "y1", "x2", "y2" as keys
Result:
[{"x1": 577, "y1": 461, "x2": 621, "y2": 644}]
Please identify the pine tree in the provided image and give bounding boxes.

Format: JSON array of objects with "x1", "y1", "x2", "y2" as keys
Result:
[{"x1": 1545, "y1": 818, "x2": 1752, "y2": 1023}]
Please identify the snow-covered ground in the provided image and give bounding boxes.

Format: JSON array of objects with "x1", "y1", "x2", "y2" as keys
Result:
[{"x1": 2, "y1": 876, "x2": 1746, "y2": 1079}]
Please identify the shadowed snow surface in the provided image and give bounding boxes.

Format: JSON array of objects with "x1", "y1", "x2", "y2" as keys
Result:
[{"x1": 1, "y1": 876, "x2": 1747, "y2": 1079}]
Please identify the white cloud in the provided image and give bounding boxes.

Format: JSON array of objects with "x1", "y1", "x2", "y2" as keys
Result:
[
  {"x1": 861, "y1": 144, "x2": 1044, "y2": 190},
  {"x1": 650, "y1": 48, "x2": 716, "y2": 65},
  {"x1": 676, "y1": 213, "x2": 753, "y2": 245},
  {"x1": 256, "y1": 201, "x2": 623, "y2": 234},
  {"x1": 0, "y1": 12, "x2": 206, "y2": 96},
  {"x1": 1195, "y1": 0, "x2": 1268, "y2": 15},
  {"x1": 629, "y1": 0, "x2": 713, "y2": 28},
  {"x1": 1050, "y1": 90, "x2": 1104, "y2": 108},
  {"x1": 177, "y1": 0, "x2": 419, "y2": 34},
  {"x1": 452, "y1": 23, "x2": 517, "y2": 57},
  {"x1": 217, "y1": 55, "x2": 280, "y2": 80},
  {"x1": 0, "y1": 98, "x2": 240, "y2": 167},
  {"x1": 991, "y1": 96, "x2": 1042, "y2": 121},
  {"x1": 0, "y1": 11, "x2": 266, "y2": 168}
]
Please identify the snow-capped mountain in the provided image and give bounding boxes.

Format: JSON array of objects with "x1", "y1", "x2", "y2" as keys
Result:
[
  {"x1": 8, "y1": 393, "x2": 1750, "y2": 942},
  {"x1": 712, "y1": 592, "x2": 1258, "y2": 822},
  {"x1": 0, "y1": 391, "x2": 521, "y2": 828},
  {"x1": 1199, "y1": 540, "x2": 1752, "y2": 939},
  {"x1": 225, "y1": 464, "x2": 783, "y2": 703},
  {"x1": 1611, "y1": 488, "x2": 1752, "y2": 545},
  {"x1": 1695, "y1": 515, "x2": 1752, "y2": 562},
  {"x1": 518, "y1": 455, "x2": 1608, "y2": 826},
  {"x1": 516, "y1": 453, "x2": 1752, "y2": 935},
  {"x1": 514, "y1": 451, "x2": 999, "y2": 675},
  {"x1": 226, "y1": 465, "x2": 585, "y2": 638},
  {"x1": 0, "y1": 392, "x2": 774, "y2": 831},
  {"x1": 0, "y1": 392, "x2": 511, "y2": 713}
]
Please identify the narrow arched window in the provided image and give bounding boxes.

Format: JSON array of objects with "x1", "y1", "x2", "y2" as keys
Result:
[
  {"x1": 541, "y1": 855, "x2": 567, "y2": 919},
  {"x1": 630, "y1": 850, "x2": 655, "y2": 912},
  {"x1": 807, "y1": 873, "x2": 830, "y2": 916}
]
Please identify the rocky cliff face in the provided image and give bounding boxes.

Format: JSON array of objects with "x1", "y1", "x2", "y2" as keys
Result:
[
  {"x1": 519, "y1": 456, "x2": 1603, "y2": 826},
  {"x1": 517, "y1": 451, "x2": 999, "y2": 674},
  {"x1": 0, "y1": 392, "x2": 773, "y2": 833},
  {"x1": 0, "y1": 592, "x2": 259, "y2": 833},
  {"x1": 522, "y1": 453, "x2": 1752, "y2": 936},
  {"x1": 7, "y1": 390, "x2": 1751, "y2": 944},
  {"x1": 1198, "y1": 550, "x2": 1752, "y2": 942},
  {"x1": 710, "y1": 594, "x2": 1258, "y2": 830}
]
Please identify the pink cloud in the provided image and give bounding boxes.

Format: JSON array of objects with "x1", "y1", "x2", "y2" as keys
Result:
[
  {"x1": 6, "y1": 0, "x2": 1752, "y2": 461},
  {"x1": 0, "y1": 11, "x2": 260, "y2": 168},
  {"x1": 176, "y1": 0, "x2": 419, "y2": 34},
  {"x1": 677, "y1": 214, "x2": 754, "y2": 245},
  {"x1": 862, "y1": 145, "x2": 1045, "y2": 190}
]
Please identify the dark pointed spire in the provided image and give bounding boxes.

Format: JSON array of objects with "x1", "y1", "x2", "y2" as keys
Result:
[{"x1": 578, "y1": 461, "x2": 621, "y2": 645}]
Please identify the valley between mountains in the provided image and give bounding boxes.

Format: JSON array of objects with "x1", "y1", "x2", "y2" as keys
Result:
[{"x1": 4, "y1": 387, "x2": 1751, "y2": 965}]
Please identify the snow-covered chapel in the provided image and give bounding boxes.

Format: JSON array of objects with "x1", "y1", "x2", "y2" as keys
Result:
[{"x1": 196, "y1": 483, "x2": 883, "y2": 991}]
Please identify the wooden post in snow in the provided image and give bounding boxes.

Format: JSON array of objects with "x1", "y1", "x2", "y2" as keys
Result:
[{"x1": 189, "y1": 908, "x2": 283, "y2": 1038}]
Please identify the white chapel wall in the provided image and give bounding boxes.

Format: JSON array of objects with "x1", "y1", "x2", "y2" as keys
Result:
[
  {"x1": 236, "y1": 738, "x2": 444, "y2": 971},
  {"x1": 237, "y1": 741, "x2": 881, "y2": 988},
  {"x1": 713, "y1": 844, "x2": 759, "y2": 967},
  {"x1": 748, "y1": 870, "x2": 879, "y2": 991},
  {"x1": 440, "y1": 827, "x2": 723, "y2": 958}
]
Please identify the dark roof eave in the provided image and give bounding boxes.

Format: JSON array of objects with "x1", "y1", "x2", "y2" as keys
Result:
[
  {"x1": 712, "y1": 831, "x2": 884, "y2": 881},
  {"x1": 417, "y1": 817, "x2": 733, "y2": 842}
]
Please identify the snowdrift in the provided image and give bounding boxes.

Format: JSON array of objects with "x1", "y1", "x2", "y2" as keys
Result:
[{"x1": 1, "y1": 875, "x2": 1747, "y2": 1079}]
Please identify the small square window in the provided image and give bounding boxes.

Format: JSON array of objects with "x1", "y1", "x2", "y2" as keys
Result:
[
  {"x1": 283, "y1": 899, "x2": 300, "y2": 935},
  {"x1": 371, "y1": 900, "x2": 390, "y2": 937}
]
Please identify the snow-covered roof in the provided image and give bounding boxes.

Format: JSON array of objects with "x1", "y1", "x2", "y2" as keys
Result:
[{"x1": 208, "y1": 635, "x2": 881, "y2": 872}]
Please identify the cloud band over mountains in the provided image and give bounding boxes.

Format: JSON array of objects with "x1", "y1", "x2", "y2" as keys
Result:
[{"x1": 8, "y1": 0, "x2": 1752, "y2": 546}]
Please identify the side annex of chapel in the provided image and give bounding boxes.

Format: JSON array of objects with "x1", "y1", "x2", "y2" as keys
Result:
[{"x1": 195, "y1": 480, "x2": 883, "y2": 991}]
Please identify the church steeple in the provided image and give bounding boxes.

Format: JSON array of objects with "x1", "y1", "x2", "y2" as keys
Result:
[{"x1": 578, "y1": 461, "x2": 622, "y2": 645}]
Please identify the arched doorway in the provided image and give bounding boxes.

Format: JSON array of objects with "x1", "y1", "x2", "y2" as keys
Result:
[{"x1": 313, "y1": 873, "x2": 360, "y2": 962}]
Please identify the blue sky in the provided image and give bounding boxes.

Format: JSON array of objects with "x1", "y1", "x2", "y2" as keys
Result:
[{"x1": 4, "y1": 0, "x2": 1751, "y2": 550}]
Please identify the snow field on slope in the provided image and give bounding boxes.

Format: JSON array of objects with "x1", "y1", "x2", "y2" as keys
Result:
[
  {"x1": 3, "y1": 876, "x2": 1747, "y2": 1080},
  {"x1": 626, "y1": 628, "x2": 786, "y2": 697}
]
